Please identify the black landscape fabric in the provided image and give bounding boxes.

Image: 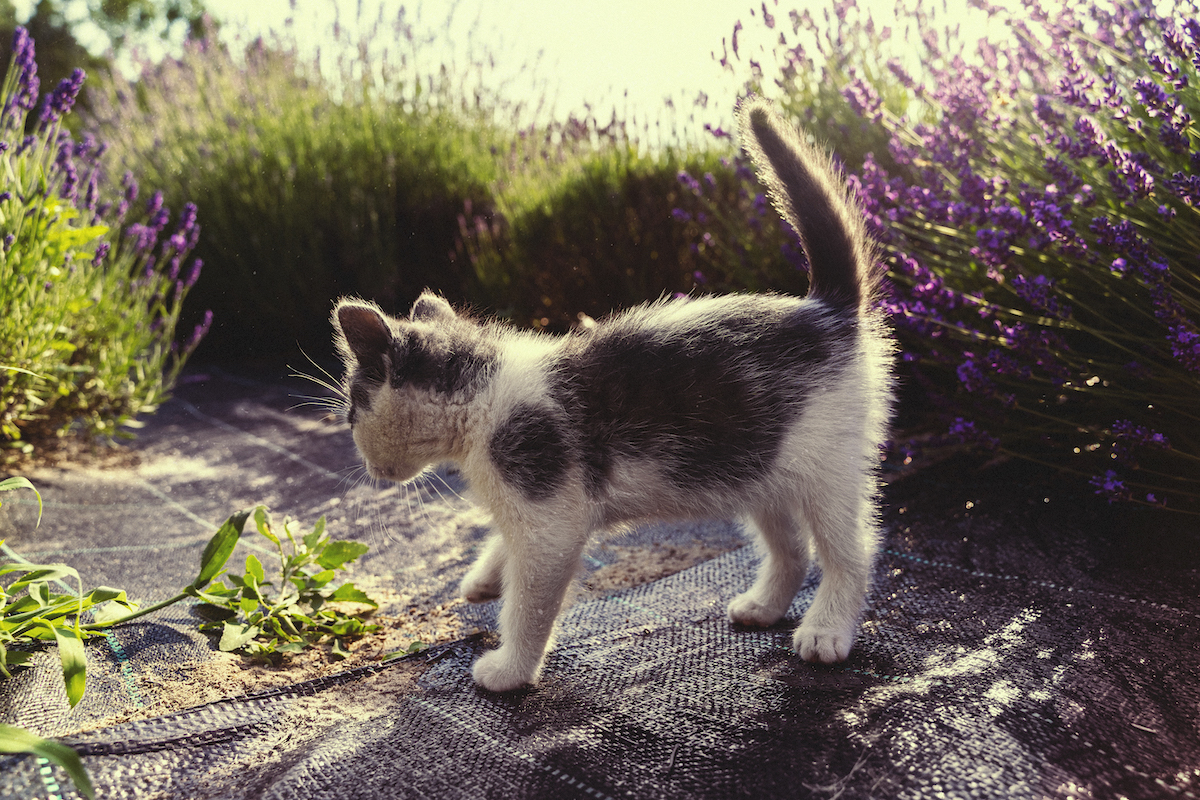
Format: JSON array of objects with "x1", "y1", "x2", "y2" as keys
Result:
[{"x1": 1, "y1": 367, "x2": 1197, "y2": 799}]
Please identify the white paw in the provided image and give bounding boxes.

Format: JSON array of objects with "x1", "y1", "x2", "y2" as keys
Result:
[
  {"x1": 727, "y1": 592, "x2": 786, "y2": 627},
  {"x1": 460, "y1": 571, "x2": 502, "y2": 603},
  {"x1": 472, "y1": 648, "x2": 536, "y2": 692},
  {"x1": 793, "y1": 623, "x2": 854, "y2": 664}
]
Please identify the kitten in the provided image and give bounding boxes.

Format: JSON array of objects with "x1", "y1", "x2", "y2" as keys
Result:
[{"x1": 333, "y1": 98, "x2": 894, "y2": 692}]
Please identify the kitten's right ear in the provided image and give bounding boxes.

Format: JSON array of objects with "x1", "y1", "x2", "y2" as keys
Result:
[{"x1": 334, "y1": 301, "x2": 392, "y2": 378}]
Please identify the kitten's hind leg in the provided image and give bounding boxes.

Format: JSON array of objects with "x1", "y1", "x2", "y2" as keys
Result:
[
  {"x1": 460, "y1": 533, "x2": 506, "y2": 602},
  {"x1": 793, "y1": 488, "x2": 875, "y2": 664},
  {"x1": 728, "y1": 506, "x2": 811, "y2": 628}
]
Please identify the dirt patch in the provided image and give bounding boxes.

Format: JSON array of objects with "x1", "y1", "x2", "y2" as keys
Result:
[
  {"x1": 3, "y1": 435, "x2": 141, "y2": 473},
  {"x1": 578, "y1": 543, "x2": 733, "y2": 598},
  {"x1": 68, "y1": 586, "x2": 473, "y2": 736}
]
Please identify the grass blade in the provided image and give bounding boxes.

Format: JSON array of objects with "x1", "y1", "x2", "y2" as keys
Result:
[
  {"x1": 48, "y1": 623, "x2": 87, "y2": 708},
  {"x1": 0, "y1": 723, "x2": 94, "y2": 799}
]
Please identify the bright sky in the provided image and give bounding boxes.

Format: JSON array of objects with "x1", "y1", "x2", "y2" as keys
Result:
[
  {"x1": 199, "y1": 0, "x2": 1005, "y2": 136},
  {"x1": 202, "y1": 0, "x2": 767, "y2": 133},
  {"x1": 14, "y1": 0, "x2": 1007, "y2": 137}
]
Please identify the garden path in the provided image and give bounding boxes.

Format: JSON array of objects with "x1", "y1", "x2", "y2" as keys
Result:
[{"x1": 1, "y1": 366, "x2": 1197, "y2": 799}]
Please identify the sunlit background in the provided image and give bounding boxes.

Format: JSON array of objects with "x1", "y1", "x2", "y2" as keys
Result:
[
  {"x1": 204, "y1": 0, "x2": 1010, "y2": 132},
  {"x1": 11, "y1": 0, "x2": 1013, "y2": 136}
]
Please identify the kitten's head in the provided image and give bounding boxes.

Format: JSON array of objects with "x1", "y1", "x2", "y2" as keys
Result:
[{"x1": 333, "y1": 292, "x2": 490, "y2": 482}]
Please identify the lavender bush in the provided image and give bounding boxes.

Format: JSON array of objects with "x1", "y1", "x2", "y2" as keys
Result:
[
  {"x1": 0, "y1": 27, "x2": 206, "y2": 461},
  {"x1": 721, "y1": 0, "x2": 1199, "y2": 510},
  {"x1": 85, "y1": 15, "x2": 505, "y2": 358},
  {"x1": 459, "y1": 135, "x2": 806, "y2": 330}
]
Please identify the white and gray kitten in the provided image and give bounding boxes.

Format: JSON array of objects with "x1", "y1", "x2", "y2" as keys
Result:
[{"x1": 333, "y1": 99, "x2": 894, "y2": 692}]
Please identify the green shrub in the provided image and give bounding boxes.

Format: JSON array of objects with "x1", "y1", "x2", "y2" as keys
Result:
[
  {"x1": 86, "y1": 32, "x2": 506, "y2": 359},
  {"x1": 461, "y1": 144, "x2": 790, "y2": 329},
  {"x1": 0, "y1": 27, "x2": 204, "y2": 461}
]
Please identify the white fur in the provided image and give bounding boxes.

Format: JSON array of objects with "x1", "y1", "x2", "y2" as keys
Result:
[{"x1": 337, "y1": 100, "x2": 895, "y2": 691}]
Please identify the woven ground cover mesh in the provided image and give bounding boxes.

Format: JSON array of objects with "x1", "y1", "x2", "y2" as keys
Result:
[{"x1": 1, "y1": 367, "x2": 1198, "y2": 799}]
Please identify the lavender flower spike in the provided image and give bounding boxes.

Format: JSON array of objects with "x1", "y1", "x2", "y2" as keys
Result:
[
  {"x1": 7, "y1": 27, "x2": 39, "y2": 114},
  {"x1": 39, "y1": 68, "x2": 86, "y2": 125}
]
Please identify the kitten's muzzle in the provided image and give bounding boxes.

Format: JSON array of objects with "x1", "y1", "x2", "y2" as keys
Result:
[{"x1": 364, "y1": 460, "x2": 422, "y2": 483}]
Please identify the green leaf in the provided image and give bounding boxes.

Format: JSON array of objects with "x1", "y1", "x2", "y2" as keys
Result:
[
  {"x1": 254, "y1": 506, "x2": 279, "y2": 547},
  {"x1": 315, "y1": 540, "x2": 370, "y2": 571},
  {"x1": 189, "y1": 585, "x2": 237, "y2": 605},
  {"x1": 218, "y1": 622, "x2": 259, "y2": 652},
  {"x1": 0, "y1": 723, "x2": 94, "y2": 799},
  {"x1": 309, "y1": 569, "x2": 336, "y2": 589},
  {"x1": 2, "y1": 652, "x2": 33, "y2": 671},
  {"x1": 245, "y1": 553, "x2": 266, "y2": 585},
  {"x1": 50, "y1": 624, "x2": 87, "y2": 708},
  {"x1": 302, "y1": 516, "x2": 327, "y2": 550},
  {"x1": 89, "y1": 600, "x2": 139, "y2": 626},
  {"x1": 84, "y1": 587, "x2": 127, "y2": 605},
  {"x1": 192, "y1": 509, "x2": 254, "y2": 590},
  {"x1": 0, "y1": 477, "x2": 42, "y2": 526},
  {"x1": 327, "y1": 583, "x2": 378, "y2": 608},
  {"x1": 7, "y1": 565, "x2": 77, "y2": 594}
]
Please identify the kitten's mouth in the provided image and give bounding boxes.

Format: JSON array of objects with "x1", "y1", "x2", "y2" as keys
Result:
[
  {"x1": 365, "y1": 461, "x2": 420, "y2": 483},
  {"x1": 366, "y1": 463, "x2": 400, "y2": 482}
]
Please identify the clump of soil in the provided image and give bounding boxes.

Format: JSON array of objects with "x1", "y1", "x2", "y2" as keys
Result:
[
  {"x1": 578, "y1": 543, "x2": 732, "y2": 598},
  {"x1": 3, "y1": 435, "x2": 141, "y2": 473},
  {"x1": 71, "y1": 587, "x2": 472, "y2": 735}
]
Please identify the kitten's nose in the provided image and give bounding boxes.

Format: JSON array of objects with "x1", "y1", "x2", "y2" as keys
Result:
[{"x1": 367, "y1": 463, "x2": 395, "y2": 481}]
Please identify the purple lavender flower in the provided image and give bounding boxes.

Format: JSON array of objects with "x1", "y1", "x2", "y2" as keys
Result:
[
  {"x1": 842, "y1": 76, "x2": 883, "y2": 123},
  {"x1": 187, "y1": 310, "x2": 214, "y2": 349},
  {"x1": 7, "y1": 27, "x2": 39, "y2": 115},
  {"x1": 1089, "y1": 470, "x2": 1129, "y2": 503},
  {"x1": 947, "y1": 417, "x2": 1000, "y2": 449},
  {"x1": 55, "y1": 140, "x2": 79, "y2": 201},
  {"x1": 677, "y1": 170, "x2": 702, "y2": 195},
  {"x1": 92, "y1": 242, "x2": 110, "y2": 267},
  {"x1": 183, "y1": 258, "x2": 204, "y2": 289},
  {"x1": 125, "y1": 223, "x2": 158, "y2": 255},
  {"x1": 38, "y1": 68, "x2": 86, "y2": 125},
  {"x1": 146, "y1": 192, "x2": 169, "y2": 230}
]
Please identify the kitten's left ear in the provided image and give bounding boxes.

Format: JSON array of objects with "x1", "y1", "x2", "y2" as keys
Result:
[
  {"x1": 411, "y1": 292, "x2": 457, "y2": 323},
  {"x1": 334, "y1": 301, "x2": 392, "y2": 376}
]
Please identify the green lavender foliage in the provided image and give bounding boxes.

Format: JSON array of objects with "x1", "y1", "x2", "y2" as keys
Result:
[
  {"x1": 0, "y1": 27, "x2": 205, "y2": 461},
  {"x1": 724, "y1": 0, "x2": 1200, "y2": 508},
  {"x1": 85, "y1": 25, "x2": 506, "y2": 359}
]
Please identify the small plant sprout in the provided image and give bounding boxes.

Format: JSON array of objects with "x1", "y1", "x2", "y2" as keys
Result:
[{"x1": 193, "y1": 507, "x2": 378, "y2": 662}]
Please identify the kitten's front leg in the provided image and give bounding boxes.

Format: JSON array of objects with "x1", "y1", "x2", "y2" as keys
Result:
[
  {"x1": 472, "y1": 522, "x2": 585, "y2": 692},
  {"x1": 460, "y1": 533, "x2": 506, "y2": 602}
]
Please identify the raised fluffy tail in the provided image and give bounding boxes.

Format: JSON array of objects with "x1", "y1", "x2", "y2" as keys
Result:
[{"x1": 737, "y1": 97, "x2": 876, "y2": 313}]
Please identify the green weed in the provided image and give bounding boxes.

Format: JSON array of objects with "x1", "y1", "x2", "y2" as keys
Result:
[{"x1": 193, "y1": 507, "x2": 378, "y2": 662}]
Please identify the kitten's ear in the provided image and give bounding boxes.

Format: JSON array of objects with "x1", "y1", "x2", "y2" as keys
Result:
[
  {"x1": 334, "y1": 301, "x2": 392, "y2": 374},
  {"x1": 410, "y1": 292, "x2": 456, "y2": 323}
]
